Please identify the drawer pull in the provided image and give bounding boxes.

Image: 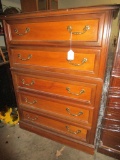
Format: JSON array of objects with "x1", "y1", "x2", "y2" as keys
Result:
[
  {"x1": 68, "y1": 58, "x2": 87, "y2": 66},
  {"x1": 25, "y1": 114, "x2": 38, "y2": 121},
  {"x1": 67, "y1": 25, "x2": 90, "y2": 35},
  {"x1": 66, "y1": 108, "x2": 83, "y2": 116},
  {"x1": 18, "y1": 54, "x2": 32, "y2": 61},
  {"x1": 22, "y1": 79, "x2": 35, "y2": 86},
  {"x1": 25, "y1": 98, "x2": 37, "y2": 105},
  {"x1": 66, "y1": 126, "x2": 81, "y2": 134},
  {"x1": 14, "y1": 27, "x2": 30, "y2": 36},
  {"x1": 66, "y1": 87, "x2": 85, "y2": 96}
]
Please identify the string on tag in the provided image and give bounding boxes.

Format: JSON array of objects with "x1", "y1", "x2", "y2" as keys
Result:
[
  {"x1": 67, "y1": 30, "x2": 74, "y2": 60},
  {"x1": 70, "y1": 31, "x2": 72, "y2": 50}
]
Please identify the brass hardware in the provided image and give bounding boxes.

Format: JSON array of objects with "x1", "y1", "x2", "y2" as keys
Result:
[
  {"x1": 25, "y1": 113, "x2": 38, "y2": 121},
  {"x1": 66, "y1": 126, "x2": 81, "y2": 134},
  {"x1": 66, "y1": 87, "x2": 85, "y2": 96},
  {"x1": 67, "y1": 25, "x2": 90, "y2": 35},
  {"x1": 18, "y1": 54, "x2": 32, "y2": 61},
  {"x1": 66, "y1": 108, "x2": 83, "y2": 116},
  {"x1": 14, "y1": 27, "x2": 30, "y2": 36},
  {"x1": 68, "y1": 58, "x2": 87, "y2": 66},
  {"x1": 22, "y1": 79, "x2": 35, "y2": 86},
  {"x1": 25, "y1": 98, "x2": 37, "y2": 105}
]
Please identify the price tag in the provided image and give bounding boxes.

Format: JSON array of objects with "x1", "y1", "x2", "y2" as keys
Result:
[{"x1": 67, "y1": 49, "x2": 74, "y2": 60}]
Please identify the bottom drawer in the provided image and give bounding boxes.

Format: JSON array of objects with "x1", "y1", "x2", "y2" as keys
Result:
[
  {"x1": 100, "y1": 130, "x2": 120, "y2": 151},
  {"x1": 22, "y1": 110, "x2": 87, "y2": 141}
]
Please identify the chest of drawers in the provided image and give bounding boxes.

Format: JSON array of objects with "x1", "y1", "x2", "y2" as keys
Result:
[
  {"x1": 98, "y1": 26, "x2": 120, "y2": 159},
  {"x1": 2, "y1": 5, "x2": 119, "y2": 154}
]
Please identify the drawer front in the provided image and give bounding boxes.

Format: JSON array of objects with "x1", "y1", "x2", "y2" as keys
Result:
[
  {"x1": 10, "y1": 48, "x2": 100, "y2": 77},
  {"x1": 108, "y1": 96, "x2": 120, "y2": 106},
  {"x1": 10, "y1": 20, "x2": 98, "y2": 41},
  {"x1": 15, "y1": 73, "x2": 97, "y2": 105},
  {"x1": 107, "y1": 95, "x2": 120, "y2": 114},
  {"x1": 105, "y1": 110, "x2": 120, "y2": 121},
  {"x1": 102, "y1": 113, "x2": 120, "y2": 135},
  {"x1": 111, "y1": 76, "x2": 120, "y2": 88},
  {"x1": 18, "y1": 91, "x2": 93, "y2": 125},
  {"x1": 100, "y1": 130, "x2": 120, "y2": 151},
  {"x1": 107, "y1": 106, "x2": 120, "y2": 116},
  {"x1": 22, "y1": 110, "x2": 87, "y2": 141},
  {"x1": 8, "y1": 13, "x2": 104, "y2": 46}
]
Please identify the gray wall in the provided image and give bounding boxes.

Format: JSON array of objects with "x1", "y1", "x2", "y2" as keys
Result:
[
  {"x1": 1, "y1": 0, "x2": 21, "y2": 10},
  {"x1": 58, "y1": 0, "x2": 120, "y2": 9}
]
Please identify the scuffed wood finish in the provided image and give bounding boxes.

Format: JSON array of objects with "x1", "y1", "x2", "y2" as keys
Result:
[
  {"x1": 2, "y1": 5, "x2": 119, "y2": 155},
  {"x1": 98, "y1": 28, "x2": 120, "y2": 159}
]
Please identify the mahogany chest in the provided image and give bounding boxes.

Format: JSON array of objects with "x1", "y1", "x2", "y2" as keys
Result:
[{"x1": 2, "y1": 5, "x2": 119, "y2": 154}]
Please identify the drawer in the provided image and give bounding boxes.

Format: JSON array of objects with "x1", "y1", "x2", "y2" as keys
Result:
[
  {"x1": 107, "y1": 95, "x2": 120, "y2": 114},
  {"x1": 102, "y1": 113, "x2": 120, "y2": 131},
  {"x1": 10, "y1": 48, "x2": 101, "y2": 77},
  {"x1": 108, "y1": 95, "x2": 120, "y2": 105},
  {"x1": 18, "y1": 91, "x2": 93, "y2": 125},
  {"x1": 106, "y1": 106, "x2": 120, "y2": 116},
  {"x1": 22, "y1": 110, "x2": 87, "y2": 141},
  {"x1": 110, "y1": 76, "x2": 120, "y2": 88},
  {"x1": 7, "y1": 13, "x2": 104, "y2": 46},
  {"x1": 14, "y1": 73, "x2": 97, "y2": 106},
  {"x1": 100, "y1": 130, "x2": 120, "y2": 151}
]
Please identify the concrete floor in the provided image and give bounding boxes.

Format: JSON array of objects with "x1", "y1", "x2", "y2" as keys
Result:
[{"x1": 0, "y1": 124, "x2": 118, "y2": 160}]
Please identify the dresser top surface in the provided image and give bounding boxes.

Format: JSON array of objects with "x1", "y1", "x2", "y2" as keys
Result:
[{"x1": 0, "y1": 4, "x2": 120, "y2": 20}]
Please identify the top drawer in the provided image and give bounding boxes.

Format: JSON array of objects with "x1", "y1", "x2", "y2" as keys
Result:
[{"x1": 7, "y1": 13, "x2": 105, "y2": 46}]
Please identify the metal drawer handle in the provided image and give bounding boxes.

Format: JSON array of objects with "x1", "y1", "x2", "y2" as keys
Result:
[
  {"x1": 26, "y1": 114, "x2": 38, "y2": 121},
  {"x1": 68, "y1": 58, "x2": 87, "y2": 66},
  {"x1": 25, "y1": 98, "x2": 37, "y2": 105},
  {"x1": 18, "y1": 54, "x2": 32, "y2": 61},
  {"x1": 66, "y1": 108, "x2": 83, "y2": 117},
  {"x1": 22, "y1": 79, "x2": 35, "y2": 86},
  {"x1": 67, "y1": 25, "x2": 90, "y2": 35},
  {"x1": 66, "y1": 126, "x2": 81, "y2": 134},
  {"x1": 66, "y1": 87, "x2": 85, "y2": 96},
  {"x1": 14, "y1": 27, "x2": 30, "y2": 36}
]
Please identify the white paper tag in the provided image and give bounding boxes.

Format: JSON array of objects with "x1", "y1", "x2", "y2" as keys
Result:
[{"x1": 67, "y1": 49, "x2": 74, "y2": 60}]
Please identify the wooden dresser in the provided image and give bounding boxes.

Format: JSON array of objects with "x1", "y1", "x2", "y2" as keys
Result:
[
  {"x1": 98, "y1": 24, "x2": 120, "y2": 159},
  {"x1": 2, "y1": 5, "x2": 119, "y2": 154}
]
